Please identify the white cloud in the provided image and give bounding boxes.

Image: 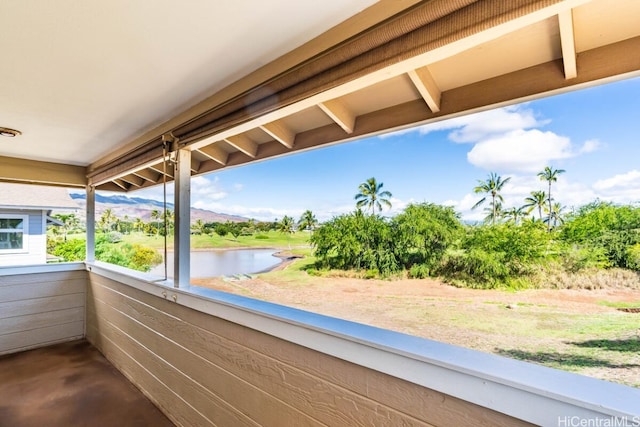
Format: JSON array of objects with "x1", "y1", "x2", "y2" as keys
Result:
[
  {"x1": 466, "y1": 129, "x2": 575, "y2": 172},
  {"x1": 381, "y1": 105, "x2": 546, "y2": 141},
  {"x1": 191, "y1": 176, "x2": 227, "y2": 201},
  {"x1": 593, "y1": 170, "x2": 640, "y2": 191},
  {"x1": 592, "y1": 170, "x2": 640, "y2": 203},
  {"x1": 580, "y1": 139, "x2": 602, "y2": 154}
]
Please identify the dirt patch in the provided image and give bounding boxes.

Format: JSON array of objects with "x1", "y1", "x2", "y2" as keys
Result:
[{"x1": 191, "y1": 265, "x2": 640, "y2": 387}]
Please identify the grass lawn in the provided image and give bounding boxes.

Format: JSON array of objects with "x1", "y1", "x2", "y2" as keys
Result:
[{"x1": 108, "y1": 230, "x2": 312, "y2": 250}]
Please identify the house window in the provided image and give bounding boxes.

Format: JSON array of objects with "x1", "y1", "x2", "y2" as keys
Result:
[{"x1": 0, "y1": 215, "x2": 28, "y2": 252}]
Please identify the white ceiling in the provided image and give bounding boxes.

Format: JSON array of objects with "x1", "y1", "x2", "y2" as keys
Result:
[{"x1": 0, "y1": 0, "x2": 376, "y2": 165}]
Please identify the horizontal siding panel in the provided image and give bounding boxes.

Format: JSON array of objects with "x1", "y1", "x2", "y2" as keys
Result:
[
  {"x1": 88, "y1": 277, "x2": 441, "y2": 427},
  {"x1": 0, "y1": 270, "x2": 86, "y2": 287},
  {"x1": 0, "y1": 321, "x2": 83, "y2": 355},
  {"x1": 0, "y1": 293, "x2": 84, "y2": 320},
  {"x1": 88, "y1": 287, "x2": 322, "y2": 427},
  {"x1": 1, "y1": 307, "x2": 84, "y2": 335},
  {"x1": 86, "y1": 325, "x2": 212, "y2": 427},
  {"x1": 87, "y1": 314, "x2": 260, "y2": 427},
  {"x1": 0, "y1": 278, "x2": 85, "y2": 303},
  {"x1": 90, "y1": 273, "x2": 531, "y2": 427}
]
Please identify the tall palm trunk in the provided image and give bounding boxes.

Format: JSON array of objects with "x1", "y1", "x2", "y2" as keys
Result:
[{"x1": 547, "y1": 181, "x2": 552, "y2": 232}]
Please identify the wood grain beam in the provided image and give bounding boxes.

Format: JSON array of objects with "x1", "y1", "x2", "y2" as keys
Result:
[
  {"x1": 407, "y1": 66, "x2": 441, "y2": 112},
  {"x1": 148, "y1": 162, "x2": 174, "y2": 178},
  {"x1": 120, "y1": 174, "x2": 144, "y2": 187},
  {"x1": 318, "y1": 99, "x2": 356, "y2": 134},
  {"x1": 0, "y1": 156, "x2": 86, "y2": 188},
  {"x1": 260, "y1": 121, "x2": 296, "y2": 148},
  {"x1": 558, "y1": 9, "x2": 577, "y2": 79},
  {"x1": 133, "y1": 168, "x2": 161, "y2": 183},
  {"x1": 224, "y1": 135, "x2": 258, "y2": 158},
  {"x1": 197, "y1": 144, "x2": 229, "y2": 165},
  {"x1": 112, "y1": 179, "x2": 129, "y2": 191},
  {"x1": 190, "y1": 158, "x2": 201, "y2": 173}
]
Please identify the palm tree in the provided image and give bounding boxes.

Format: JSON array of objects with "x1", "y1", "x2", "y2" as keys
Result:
[
  {"x1": 503, "y1": 206, "x2": 525, "y2": 225},
  {"x1": 482, "y1": 202, "x2": 503, "y2": 224},
  {"x1": 99, "y1": 208, "x2": 116, "y2": 233},
  {"x1": 354, "y1": 177, "x2": 392, "y2": 215},
  {"x1": 191, "y1": 219, "x2": 205, "y2": 235},
  {"x1": 472, "y1": 172, "x2": 511, "y2": 225},
  {"x1": 544, "y1": 202, "x2": 566, "y2": 229},
  {"x1": 522, "y1": 190, "x2": 547, "y2": 220},
  {"x1": 538, "y1": 166, "x2": 565, "y2": 231},
  {"x1": 278, "y1": 216, "x2": 295, "y2": 249},
  {"x1": 298, "y1": 210, "x2": 318, "y2": 232},
  {"x1": 150, "y1": 209, "x2": 161, "y2": 237},
  {"x1": 53, "y1": 213, "x2": 79, "y2": 241}
]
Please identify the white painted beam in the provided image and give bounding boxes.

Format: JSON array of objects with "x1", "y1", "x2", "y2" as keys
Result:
[
  {"x1": 558, "y1": 9, "x2": 577, "y2": 79},
  {"x1": 133, "y1": 168, "x2": 161, "y2": 183},
  {"x1": 173, "y1": 149, "x2": 191, "y2": 288},
  {"x1": 224, "y1": 134, "x2": 258, "y2": 158},
  {"x1": 407, "y1": 66, "x2": 441, "y2": 112},
  {"x1": 318, "y1": 99, "x2": 356, "y2": 134},
  {"x1": 85, "y1": 186, "x2": 95, "y2": 263},
  {"x1": 197, "y1": 144, "x2": 229, "y2": 165},
  {"x1": 260, "y1": 120, "x2": 296, "y2": 148}
]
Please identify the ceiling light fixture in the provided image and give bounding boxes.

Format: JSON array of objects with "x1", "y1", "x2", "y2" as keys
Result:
[{"x1": 0, "y1": 127, "x2": 21, "y2": 137}]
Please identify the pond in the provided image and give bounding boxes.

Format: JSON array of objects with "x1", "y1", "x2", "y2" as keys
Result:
[{"x1": 150, "y1": 248, "x2": 281, "y2": 279}]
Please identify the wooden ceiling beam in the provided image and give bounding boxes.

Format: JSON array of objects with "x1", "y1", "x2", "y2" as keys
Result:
[
  {"x1": 148, "y1": 162, "x2": 174, "y2": 178},
  {"x1": 132, "y1": 168, "x2": 161, "y2": 183},
  {"x1": 224, "y1": 134, "x2": 258, "y2": 158},
  {"x1": 190, "y1": 158, "x2": 201, "y2": 173},
  {"x1": 558, "y1": 9, "x2": 577, "y2": 79},
  {"x1": 318, "y1": 99, "x2": 356, "y2": 134},
  {"x1": 260, "y1": 120, "x2": 296, "y2": 149},
  {"x1": 120, "y1": 174, "x2": 145, "y2": 187},
  {"x1": 197, "y1": 144, "x2": 229, "y2": 165},
  {"x1": 112, "y1": 179, "x2": 129, "y2": 191},
  {"x1": 0, "y1": 155, "x2": 86, "y2": 188},
  {"x1": 407, "y1": 66, "x2": 441, "y2": 112}
]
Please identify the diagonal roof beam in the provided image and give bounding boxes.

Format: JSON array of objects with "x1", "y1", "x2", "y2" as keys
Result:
[
  {"x1": 224, "y1": 134, "x2": 258, "y2": 158},
  {"x1": 133, "y1": 168, "x2": 161, "y2": 184},
  {"x1": 120, "y1": 174, "x2": 145, "y2": 187},
  {"x1": 558, "y1": 9, "x2": 577, "y2": 79},
  {"x1": 197, "y1": 144, "x2": 229, "y2": 165},
  {"x1": 407, "y1": 66, "x2": 441, "y2": 113},
  {"x1": 260, "y1": 120, "x2": 296, "y2": 149},
  {"x1": 148, "y1": 162, "x2": 174, "y2": 178},
  {"x1": 318, "y1": 99, "x2": 356, "y2": 134}
]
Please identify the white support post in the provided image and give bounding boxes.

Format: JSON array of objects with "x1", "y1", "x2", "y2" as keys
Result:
[
  {"x1": 173, "y1": 149, "x2": 191, "y2": 288},
  {"x1": 86, "y1": 185, "x2": 95, "y2": 262}
]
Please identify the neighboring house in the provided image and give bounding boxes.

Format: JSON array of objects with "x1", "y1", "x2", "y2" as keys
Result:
[{"x1": 0, "y1": 183, "x2": 78, "y2": 266}]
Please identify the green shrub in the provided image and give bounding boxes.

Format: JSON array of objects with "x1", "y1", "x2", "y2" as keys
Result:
[
  {"x1": 408, "y1": 264, "x2": 430, "y2": 279},
  {"x1": 311, "y1": 210, "x2": 399, "y2": 275},
  {"x1": 254, "y1": 234, "x2": 269, "y2": 240},
  {"x1": 392, "y1": 203, "x2": 462, "y2": 271},
  {"x1": 52, "y1": 238, "x2": 86, "y2": 262}
]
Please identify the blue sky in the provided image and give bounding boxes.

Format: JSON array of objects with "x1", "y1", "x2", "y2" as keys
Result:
[{"x1": 131, "y1": 76, "x2": 640, "y2": 222}]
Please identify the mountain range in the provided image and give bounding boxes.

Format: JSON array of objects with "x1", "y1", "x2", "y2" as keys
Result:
[{"x1": 70, "y1": 193, "x2": 248, "y2": 223}]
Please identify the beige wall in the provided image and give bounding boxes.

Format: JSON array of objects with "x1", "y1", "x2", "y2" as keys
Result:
[
  {"x1": 86, "y1": 272, "x2": 530, "y2": 427},
  {"x1": 0, "y1": 269, "x2": 85, "y2": 355}
]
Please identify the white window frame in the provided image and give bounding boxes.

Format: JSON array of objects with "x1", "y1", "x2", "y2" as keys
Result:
[{"x1": 0, "y1": 214, "x2": 29, "y2": 254}]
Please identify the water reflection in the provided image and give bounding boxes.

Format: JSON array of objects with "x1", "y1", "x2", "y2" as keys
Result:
[{"x1": 151, "y1": 249, "x2": 281, "y2": 279}]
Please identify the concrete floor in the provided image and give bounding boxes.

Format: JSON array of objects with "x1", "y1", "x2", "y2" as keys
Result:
[{"x1": 0, "y1": 340, "x2": 174, "y2": 427}]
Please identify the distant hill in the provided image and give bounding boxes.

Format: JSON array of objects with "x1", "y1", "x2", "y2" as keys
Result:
[{"x1": 70, "y1": 193, "x2": 248, "y2": 223}]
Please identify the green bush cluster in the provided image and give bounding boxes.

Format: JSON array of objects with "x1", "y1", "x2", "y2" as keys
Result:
[
  {"x1": 52, "y1": 235, "x2": 162, "y2": 272},
  {"x1": 310, "y1": 200, "x2": 640, "y2": 288}
]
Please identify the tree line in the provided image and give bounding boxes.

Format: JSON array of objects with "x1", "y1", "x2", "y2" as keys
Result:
[{"x1": 309, "y1": 171, "x2": 640, "y2": 289}]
